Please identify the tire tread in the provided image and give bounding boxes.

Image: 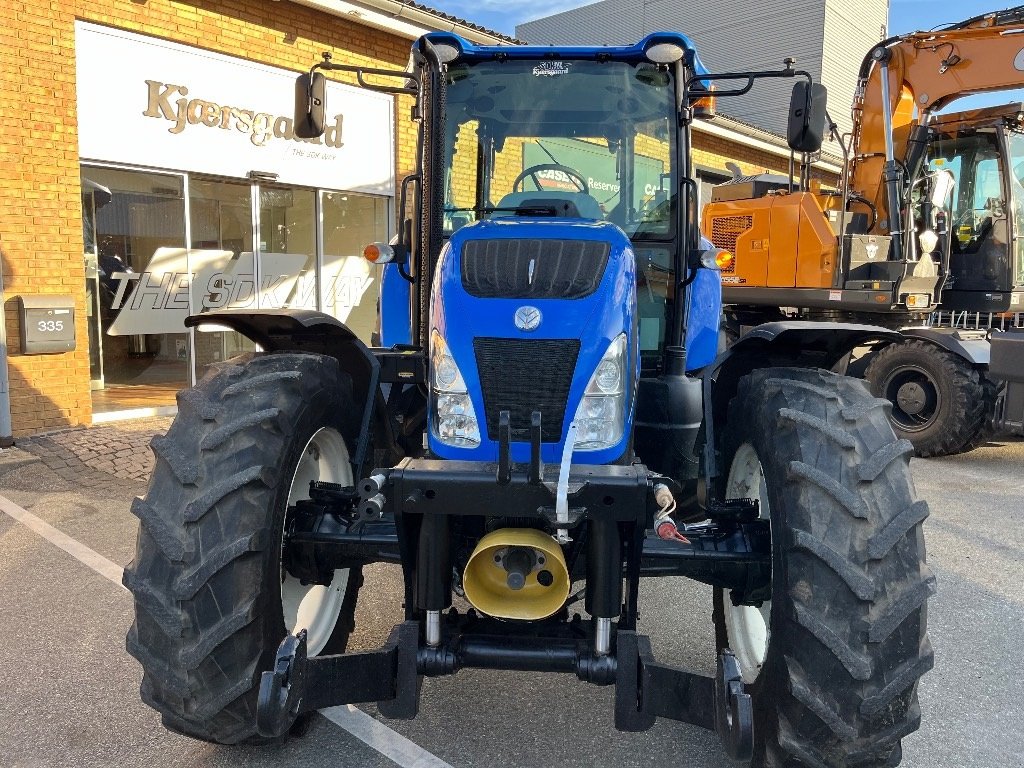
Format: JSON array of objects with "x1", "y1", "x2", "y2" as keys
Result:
[
  {"x1": 124, "y1": 352, "x2": 362, "y2": 745},
  {"x1": 717, "y1": 367, "x2": 932, "y2": 767}
]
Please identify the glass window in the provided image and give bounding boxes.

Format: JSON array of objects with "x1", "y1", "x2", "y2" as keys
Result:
[
  {"x1": 972, "y1": 157, "x2": 1003, "y2": 210},
  {"x1": 442, "y1": 58, "x2": 677, "y2": 240},
  {"x1": 1006, "y1": 130, "x2": 1024, "y2": 287},
  {"x1": 321, "y1": 192, "x2": 387, "y2": 343},
  {"x1": 82, "y1": 179, "x2": 104, "y2": 386},
  {"x1": 930, "y1": 131, "x2": 1004, "y2": 254},
  {"x1": 188, "y1": 177, "x2": 256, "y2": 373},
  {"x1": 82, "y1": 166, "x2": 392, "y2": 410}
]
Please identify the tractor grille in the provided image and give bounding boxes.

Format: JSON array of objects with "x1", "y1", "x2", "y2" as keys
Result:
[
  {"x1": 709, "y1": 215, "x2": 752, "y2": 274},
  {"x1": 461, "y1": 239, "x2": 610, "y2": 299},
  {"x1": 473, "y1": 338, "x2": 580, "y2": 442}
]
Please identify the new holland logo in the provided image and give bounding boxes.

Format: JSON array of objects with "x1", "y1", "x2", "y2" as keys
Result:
[{"x1": 514, "y1": 306, "x2": 542, "y2": 331}]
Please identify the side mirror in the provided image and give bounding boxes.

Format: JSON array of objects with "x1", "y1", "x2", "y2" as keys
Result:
[
  {"x1": 294, "y1": 71, "x2": 327, "y2": 139},
  {"x1": 787, "y1": 81, "x2": 828, "y2": 153}
]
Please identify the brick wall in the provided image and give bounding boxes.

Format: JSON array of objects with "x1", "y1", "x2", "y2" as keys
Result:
[
  {"x1": 693, "y1": 128, "x2": 839, "y2": 185},
  {"x1": 0, "y1": 1, "x2": 839, "y2": 437},
  {"x1": 0, "y1": 0, "x2": 413, "y2": 436}
]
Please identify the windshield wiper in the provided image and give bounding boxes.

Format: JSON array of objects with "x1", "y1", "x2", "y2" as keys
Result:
[{"x1": 536, "y1": 140, "x2": 562, "y2": 167}]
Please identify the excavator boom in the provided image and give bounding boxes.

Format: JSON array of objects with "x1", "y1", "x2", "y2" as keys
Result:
[{"x1": 851, "y1": 6, "x2": 1024, "y2": 232}]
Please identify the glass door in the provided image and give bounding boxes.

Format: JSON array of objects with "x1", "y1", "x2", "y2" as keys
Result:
[
  {"x1": 189, "y1": 180, "x2": 321, "y2": 376},
  {"x1": 257, "y1": 185, "x2": 317, "y2": 311},
  {"x1": 82, "y1": 166, "x2": 189, "y2": 414}
]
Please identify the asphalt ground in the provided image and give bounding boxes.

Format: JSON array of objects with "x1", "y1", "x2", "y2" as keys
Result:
[{"x1": 0, "y1": 422, "x2": 1021, "y2": 768}]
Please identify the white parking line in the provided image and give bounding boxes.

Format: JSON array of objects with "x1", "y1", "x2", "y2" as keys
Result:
[
  {"x1": 0, "y1": 493, "x2": 127, "y2": 589},
  {"x1": 0, "y1": 491, "x2": 452, "y2": 768},
  {"x1": 322, "y1": 706, "x2": 455, "y2": 768}
]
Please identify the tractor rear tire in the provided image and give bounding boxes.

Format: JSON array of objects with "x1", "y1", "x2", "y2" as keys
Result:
[
  {"x1": 713, "y1": 367, "x2": 934, "y2": 768},
  {"x1": 123, "y1": 352, "x2": 362, "y2": 745},
  {"x1": 863, "y1": 339, "x2": 991, "y2": 457}
]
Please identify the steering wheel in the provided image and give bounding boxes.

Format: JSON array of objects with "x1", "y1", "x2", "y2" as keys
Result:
[{"x1": 512, "y1": 163, "x2": 589, "y2": 194}]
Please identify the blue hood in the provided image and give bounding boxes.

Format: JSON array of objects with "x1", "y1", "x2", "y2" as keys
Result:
[{"x1": 429, "y1": 218, "x2": 638, "y2": 464}]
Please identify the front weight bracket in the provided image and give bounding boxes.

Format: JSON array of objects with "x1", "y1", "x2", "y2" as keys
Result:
[
  {"x1": 257, "y1": 629, "x2": 308, "y2": 738},
  {"x1": 614, "y1": 632, "x2": 754, "y2": 762},
  {"x1": 715, "y1": 649, "x2": 754, "y2": 762}
]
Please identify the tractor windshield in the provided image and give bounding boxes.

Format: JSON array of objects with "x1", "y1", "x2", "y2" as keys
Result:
[{"x1": 441, "y1": 58, "x2": 677, "y2": 241}]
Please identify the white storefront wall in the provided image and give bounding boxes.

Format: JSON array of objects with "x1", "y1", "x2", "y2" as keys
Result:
[{"x1": 76, "y1": 22, "x2": 395, "y2": 194}]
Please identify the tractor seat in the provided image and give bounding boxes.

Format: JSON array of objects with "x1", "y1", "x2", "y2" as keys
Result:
[{"x1": 494, "y1": 191, "x2": 604, "y2": 220}]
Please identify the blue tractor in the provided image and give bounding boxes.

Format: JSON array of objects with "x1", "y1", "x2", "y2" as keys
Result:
[{"x1": 125, "y1": 32, "x2": 934, "y2": 767}]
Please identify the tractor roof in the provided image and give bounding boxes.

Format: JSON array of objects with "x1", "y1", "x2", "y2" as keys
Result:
[{"x1": 420, "y1": 31, "x2": 709, "y2": 74}]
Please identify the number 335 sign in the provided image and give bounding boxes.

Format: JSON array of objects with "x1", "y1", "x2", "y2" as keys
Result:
[{"x1": 18, "y1": 296, "x2": 76, "y2": 354}]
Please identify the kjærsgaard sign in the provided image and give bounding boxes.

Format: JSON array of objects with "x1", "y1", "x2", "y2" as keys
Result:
[{"x1": 75, "y1": 22, "x2": 395, "y2": 195}]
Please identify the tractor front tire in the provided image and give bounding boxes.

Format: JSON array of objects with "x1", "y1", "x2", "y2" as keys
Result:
[
  {"x1": 124, "y1": 352, "x2": 362, "y2": 744},
  {"x1": 714, "y1": 367, "x2": 934, "y2": 768}
]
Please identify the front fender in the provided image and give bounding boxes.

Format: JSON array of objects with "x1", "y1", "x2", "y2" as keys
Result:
[
  {"x1": 701, "y1": 322, "x2": 900, "y2": 489},
  {"x1": 708, "y1": 321, "x2": 900, "y2": 410},
  {"x1": 186, "y1": 309, "x2": 382, "y2": 468},
  {"x1": 899, "y1": 327, "x2": 989, "y2": 366},
  {"x1": 723, "y1": 321, "x2": 901, "y2": 367}
]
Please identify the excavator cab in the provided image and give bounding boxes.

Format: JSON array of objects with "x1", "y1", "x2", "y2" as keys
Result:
[{"x1": 925, "y1": 104, "x2": 1024, "y2": 312}]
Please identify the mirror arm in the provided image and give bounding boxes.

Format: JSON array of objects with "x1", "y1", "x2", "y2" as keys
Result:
[
  {"x1": 311, "y1": 56, "x2": 419, "y2": 95},
  {"x1": 685, "y1": 67, "x2": 813, "y2": 98}
]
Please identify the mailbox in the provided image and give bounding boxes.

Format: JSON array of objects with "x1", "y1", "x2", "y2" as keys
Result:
[{"x1": 18, "y1": 295, "x2": 76, "y2": 354}]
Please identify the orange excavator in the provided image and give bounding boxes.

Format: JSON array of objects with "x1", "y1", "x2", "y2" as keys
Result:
[{"x1": 704, "y1": 5, "x2": 1024, "y2": 456}]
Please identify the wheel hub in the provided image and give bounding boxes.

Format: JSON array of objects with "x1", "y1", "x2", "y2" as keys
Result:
[
  {"x1": 883, "y1": 365, "x2": 940, "y2": 432},
  {"x1": 896, "y1": 381, "x2": 927, "y2": 415}
]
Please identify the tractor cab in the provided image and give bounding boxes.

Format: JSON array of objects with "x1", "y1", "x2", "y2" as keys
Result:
[
  {"x1": 422, "y1": 35, "x2": 713, "y2": 468},
  {"x1": 409, "y1": 34, "x2": 723, "y2": 384},
  {"x1": 925, "y1": 104, "x2": 1024, "y2": 313}
]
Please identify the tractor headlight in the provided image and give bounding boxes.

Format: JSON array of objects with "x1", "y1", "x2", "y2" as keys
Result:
[
  {"x1": 573, "y1": 334, "x2": 627, "y2": 450},
  {"x1": 431, "y1": 331, "x2": 480, "y2": 447}
]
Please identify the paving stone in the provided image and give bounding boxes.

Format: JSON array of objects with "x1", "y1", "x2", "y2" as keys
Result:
[{"x1": 18, "y1": 418, "x2": 173, "y2": 486}]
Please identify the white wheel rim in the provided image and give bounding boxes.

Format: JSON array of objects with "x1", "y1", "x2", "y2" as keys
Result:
[
  {"x1": 281, "y1": 427, "x2": 351, "y2": 657},
  {"x1": 723, "y1": 442, "x2": 771, "y2": 684}
]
